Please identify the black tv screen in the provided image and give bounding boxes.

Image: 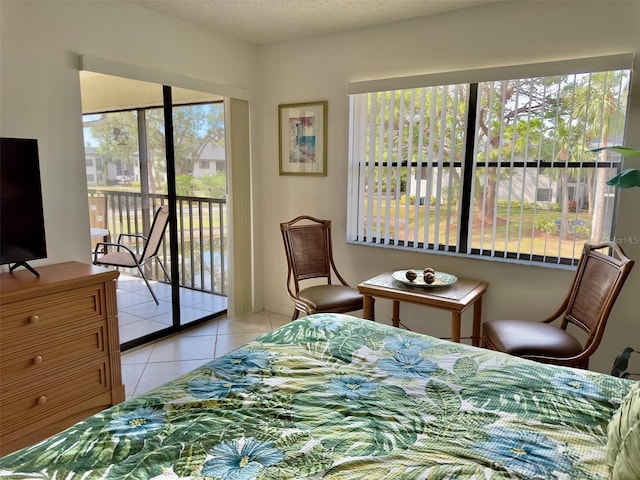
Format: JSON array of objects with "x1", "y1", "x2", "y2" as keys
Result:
[{"x1": 0, "y1": 137, "x2": 47, "y2": 268}]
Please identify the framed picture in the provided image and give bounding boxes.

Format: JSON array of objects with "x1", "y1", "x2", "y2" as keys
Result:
[{"x1": 279, "y1": 100, "x2": 327, "y2": 176}]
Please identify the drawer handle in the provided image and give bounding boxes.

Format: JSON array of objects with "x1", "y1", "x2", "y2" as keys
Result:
[
  {"x1": 33, "y1": 356, "x2": 43, "y2": 365},
  {"x1": 29, "y1": 315, "x2": 40, "y2": 324},
  {"x1": 36, "y1": 396, "x2": 47, "y2": 405}
]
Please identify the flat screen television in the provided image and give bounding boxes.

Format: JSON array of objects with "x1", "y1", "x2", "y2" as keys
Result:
[{"x1": 0, "y1": 137, "x2": 47, "y2": 277}]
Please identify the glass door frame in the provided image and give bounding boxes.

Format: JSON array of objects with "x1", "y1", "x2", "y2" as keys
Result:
[{"x1": 82, "y1": 75, "x2": 228, "y2": 351}]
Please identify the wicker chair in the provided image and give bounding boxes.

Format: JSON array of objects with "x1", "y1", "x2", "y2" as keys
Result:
[
  {"x1": 280, "y1": 215, "x2": 363, "y2": 321},
  {"x1": 482, "y1": 242, "x2": 634, "y2": 368}
]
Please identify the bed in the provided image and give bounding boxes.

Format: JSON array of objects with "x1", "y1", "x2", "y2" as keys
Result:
[{"x1": 0, "y1": 313, "x2": 636, "y2": 479}]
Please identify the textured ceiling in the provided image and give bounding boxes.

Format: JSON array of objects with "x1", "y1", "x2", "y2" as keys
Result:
[{"x1": 129, "y1": 0, "x2": 504, "y2": 45}]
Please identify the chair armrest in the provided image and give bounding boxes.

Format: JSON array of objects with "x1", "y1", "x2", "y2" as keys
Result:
[
  {"x1": 93, "y1": 242, "x2": 139, "y2": 265},
  {"x1": 117, "y1": 233, "x2": 147, "y2": 243}
]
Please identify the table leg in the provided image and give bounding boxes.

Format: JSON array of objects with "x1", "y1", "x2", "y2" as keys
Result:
[
  {"x1": 451, "y1": 312, "x2": 461, "y2": 343},
  {"x1": 363, "y1": 294, "x2": 374, "y2": 321},
  {"x1": 392, "y1": 300, "x2": 400, "y2": 328},
  {"x1": 472, "y1": 296, "x2": 483, "y2": 347}
]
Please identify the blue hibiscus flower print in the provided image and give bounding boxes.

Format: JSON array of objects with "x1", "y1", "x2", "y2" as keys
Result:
[
  {"x1": 209, "y1": 349, "x2": 271, "y2": 378},
  {"x1": 472, "y1": 427, "x2": 574, "y2": 478},
  {"x1": 327, "y1": 375, "x2": 378, "y2": 400},
  {"x1": 202, "y1": 437, "x2": 285, "y2": 480},
  {"x1": 188, "y1": 377, "x2": 259, "y2": 399},
  {"x1": 107, "y1": 407, "x2": 165, "y2": 437},
  {"x1": 308, "y1": 315, "x2": 341, "y2": 332},
  {"x1": 383, "y1": 334, "x2": 432, "y2": 354},
  {"x1": 550, "y1": 371, "x2": 603, "y2": 400},
  {"x1": 377, "y1": 352, "x2": 438, "y2": 378}
]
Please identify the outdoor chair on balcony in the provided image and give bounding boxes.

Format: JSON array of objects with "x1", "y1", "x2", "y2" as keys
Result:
[
  {"x1": 482, "y1": 242, "x2": 634, "y2": 369},
  {"x1": 93, "y1": 205, "x2": 171, "y2": 305},
  {"x1": 280, "y1": 215, "x2": 363, "y2": 321}
]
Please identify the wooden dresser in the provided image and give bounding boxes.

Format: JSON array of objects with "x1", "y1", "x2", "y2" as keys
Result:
[{"x1": 0, "y1": 261, "x2": 124, "y2": 455}]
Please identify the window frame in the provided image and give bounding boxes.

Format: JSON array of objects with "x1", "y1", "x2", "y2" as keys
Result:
[{"x1": 347, "y1": 54, "x2": 633, "y2": 267}]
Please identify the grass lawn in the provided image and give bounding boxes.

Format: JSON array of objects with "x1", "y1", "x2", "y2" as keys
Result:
[{"x1": 364, "y1": 200, "x2": 591, "y2": 260}]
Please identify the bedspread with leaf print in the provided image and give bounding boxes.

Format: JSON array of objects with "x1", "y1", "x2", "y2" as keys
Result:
[{"x1": 0, "y1": 313, "x2": 633, "y2": 479}]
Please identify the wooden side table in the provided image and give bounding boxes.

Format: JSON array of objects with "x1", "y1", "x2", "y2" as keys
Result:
[{"x1": 357, "y1": 272, "x2": 488, "y2": 346}]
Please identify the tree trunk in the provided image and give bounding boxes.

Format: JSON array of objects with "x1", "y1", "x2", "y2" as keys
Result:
[
  {"x1": 560, "y1": 170, "x2": 570, "y2": 240},
  {"x1": 586, "y1": 172, "x2": 594, "y2": 218},
  {"x1": 482, "y1": 167, "x2": 497, "y2": 227},
  {"x1": 591, "y1": 166, "x2": 608, "y2": 243}
]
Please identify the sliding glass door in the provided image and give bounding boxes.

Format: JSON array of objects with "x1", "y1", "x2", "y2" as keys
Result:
[
  {"x1": 81, "y1": 73, "x2": 228, "y2": 349},
  {"x1": 166, "y1": 86, "x2": 229, "y2": 327}
]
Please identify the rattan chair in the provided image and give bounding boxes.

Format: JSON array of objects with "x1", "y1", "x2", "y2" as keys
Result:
[
  {"x1": 280, "y1": 215, "x2": 363, "y2": 321},
  {"x1": 482, "y1": 242, "x2": 634, "y2": 368},
  {"x1": 93, "y1": 205, "x2": 171, "y2": 305}
]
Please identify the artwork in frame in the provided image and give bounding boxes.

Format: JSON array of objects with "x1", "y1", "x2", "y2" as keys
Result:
[{"x1": 279, "y1": 100, "x2": 327, "y2": 176}]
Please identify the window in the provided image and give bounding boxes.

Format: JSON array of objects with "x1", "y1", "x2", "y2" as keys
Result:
[
  {"x1": 347, "y1": 56, "x2": 632, "y2": 265},
  {"x1": 536, "y1": 188, "x2": 552, "y2": 202}
]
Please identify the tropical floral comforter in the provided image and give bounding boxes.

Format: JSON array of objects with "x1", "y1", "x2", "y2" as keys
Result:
[{"x1": 0, "y1": 313, "x2": 632, "y2": 479}]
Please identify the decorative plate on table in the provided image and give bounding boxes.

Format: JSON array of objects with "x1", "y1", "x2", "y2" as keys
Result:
[{"x1": 392, "y1": 270, "x2": 458, "y2": 288}]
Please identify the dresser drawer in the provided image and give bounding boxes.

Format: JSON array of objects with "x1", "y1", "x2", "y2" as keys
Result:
[
  {"x1": 0, "y1": 360, "x2": 111, "y2": 432},
  {"x1": 0, "y1": 285, "x2": 105, "y2": 342},
  {"x1": 0, "y1": 262, "x2": 122, "y2": 454},
  {"x1": 0, "y1": 323, "x2": 107, "y2": 387}
]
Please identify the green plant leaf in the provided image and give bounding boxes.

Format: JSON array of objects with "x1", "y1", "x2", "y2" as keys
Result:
[
  {"x1": 589, "y1": 146, "x2": 640, "y2": 188},
  {"x1": 606, "y1": 168, "x2": 640, "y2": 188},
  {"x1": 590, "y1": 145, "x2": 640, "y2": 157}
]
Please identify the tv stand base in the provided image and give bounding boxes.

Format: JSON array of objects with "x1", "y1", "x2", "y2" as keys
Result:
[{"x1": 9, "y1": 261, "x2": 40, "y2": 277}]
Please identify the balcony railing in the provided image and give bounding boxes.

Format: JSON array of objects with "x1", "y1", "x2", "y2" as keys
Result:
[{"x1": 89, "y1": 190, "x2": 227, "y2": 296}]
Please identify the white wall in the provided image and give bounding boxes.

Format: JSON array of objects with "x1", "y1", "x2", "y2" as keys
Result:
[
  {"x1": 0, "y1": 0, "x2": 257, "y2": 268},
  {"x1": 257, "y1": 1, "x2": 640, "y2": 374}
]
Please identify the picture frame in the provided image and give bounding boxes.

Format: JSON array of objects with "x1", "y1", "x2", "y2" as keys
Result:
[{"x1": 279, "y1": 100, "x2": 327, "y2": 176}]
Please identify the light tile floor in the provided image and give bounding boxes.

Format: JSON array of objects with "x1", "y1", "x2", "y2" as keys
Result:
[
  {"x1": 116, "y1": 273, "x2": 228, "y2": 344},
  {"x1": 120, "y1": 310, "x2": 290, "y2": 399}
]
